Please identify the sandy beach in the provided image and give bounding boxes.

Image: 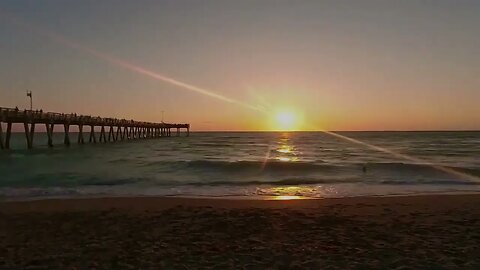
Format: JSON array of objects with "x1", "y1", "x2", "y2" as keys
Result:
[{"x1": 1, "y1": 194, "x2": 480, "y2": 269}]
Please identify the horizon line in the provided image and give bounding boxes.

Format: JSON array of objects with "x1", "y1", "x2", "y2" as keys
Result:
[{"x1": 7, "y1": 129, "x2": 480, "y2": 133}]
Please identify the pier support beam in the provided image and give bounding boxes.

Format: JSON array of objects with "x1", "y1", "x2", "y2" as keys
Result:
[
  {"x1": 89, "y1": 126, "x2": 96, "y2": 143},
  {"x1": 115, "y1": 126, "x2": 121, "y2": 141},
  {"x1": 0, "y1": 123, "x2": 4, "y2": 149},
  {"x1": 108, "y1": 126, "x2": 114, "y2": 142},
  {"x1": 23, "y1": 123, "x2": 34, "y2": 149},
  {"x1": 29, "y1": 123, "x2": 35, "y2": 147},
  {"x1": 24, "y1": 123, "x2": 31, "y2": 149},
  {"x1": 187, "y1": 128, "x2": 189, "y2": 137},
  {"x1": 5, "y1": 122, "x2": 12, "y2": 149},
  {"x1": 121, "y1": 127, "x2": 126, "y2": 140},
  {"x1": 100, "y1": 126, "x2": 106, "y2": 143},
  {"x1": 78, "y1": 125, "x2": 85, "y2": 144},
  {"x1": 64, "y1": 124, "x2": 70, "y2": 146},
  {"x1": 46, "y1": 124, "x2": 54, "y2": 147}
]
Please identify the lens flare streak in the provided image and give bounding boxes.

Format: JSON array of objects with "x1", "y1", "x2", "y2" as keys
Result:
[
  {"x1": 0, "y1": 11, "x2": 264, "y2": 112},
  {"x1": 321, "y1": 130, "x2": 480, "y2": 183}
]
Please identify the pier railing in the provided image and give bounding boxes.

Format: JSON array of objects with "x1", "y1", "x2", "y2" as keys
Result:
[{"x1": 0, "y1": 107, "x2": 190, "y2": 149}]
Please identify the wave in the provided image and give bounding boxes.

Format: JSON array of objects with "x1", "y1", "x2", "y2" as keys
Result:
[
  {"x1": 190, "y1": 143, "x2": 235, "y2": 147},
  {"x1": 142, "y1": 160, "x2": 480, "y2": 176},
  {"x1": 378, "y1": 179, "x2": 480, "y2": 186},
  {"x1": 6, "y1": 177, "x2": 478, "y2": 191},
  {"x1": 185, "y1": 177, "x2": 361, "y2": 186},
  {"x1": 80, "y1": 174, "x2": 480, "y2": 187},
  {"x1": 181, "y1": 177, "x2": 480, "y2": 187},
  {"x1": 182, "y1": 160, "x2": 341, "y2": 172},
  {"x1": 363, "y1": 162, "x2": 480, "y2": 176},
  {"x1": 81, "y1": 177, "x2": 146, "y2": 186},
  {"x1": 0, "y1": 174, "x2": 143, "y2": 188},
  {"x1": 79, "y1": 178, "x2": 480, "y2": 187}
]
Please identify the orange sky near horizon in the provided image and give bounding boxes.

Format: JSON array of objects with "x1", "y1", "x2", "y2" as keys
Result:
[{"x1": 1, "y1": 1, "x2": 479, "y2": 131}]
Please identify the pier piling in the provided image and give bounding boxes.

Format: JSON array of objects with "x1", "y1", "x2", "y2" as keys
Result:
[
  {"x1": 23, "y1": 123, "x2": 33, "y2": 149},
  {"x1": 0, "y1": 123, "x2": 3, "y2": 149},
  {"x1": 78, "y1": 125, "x2": 85, "y2": 144},
  {"x1": 115, "y1": 126, "x2": 121, "y2": 141},
  {"x1": 64, "y1": 124, "x2": 70, "y2": 146},
  {"x1": 46, "y1": 124, "x2": 54, "y2": 147},
  {"x1": 100, "y1": 126, "x2": 106, "y2": 143},
  {"x1": 5, "y1": 122, "x2": 12, "y2": 149}
]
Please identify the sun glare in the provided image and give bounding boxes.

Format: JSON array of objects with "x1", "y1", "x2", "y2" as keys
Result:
[{"x1": 274, "y1": 111, "x2": 299, "y2": 131}]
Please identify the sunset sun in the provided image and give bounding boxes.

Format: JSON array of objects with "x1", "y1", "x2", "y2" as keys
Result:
[{"x1": 274, "y1": 111, "x2": 298, "y2": 131}]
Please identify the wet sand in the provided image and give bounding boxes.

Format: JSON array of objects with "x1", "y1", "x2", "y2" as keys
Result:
[{"x1": 1, "y1": 194, "x2": 480, "y2": 269}]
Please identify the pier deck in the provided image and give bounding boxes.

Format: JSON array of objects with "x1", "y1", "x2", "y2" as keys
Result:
[{"x1": 0, "y1": 107, "x2": 189, "y2": 149}]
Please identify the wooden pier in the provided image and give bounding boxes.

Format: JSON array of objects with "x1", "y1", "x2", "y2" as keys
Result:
[{"x1": 0, "y1": 107, "x2": 189, "y2": 149}]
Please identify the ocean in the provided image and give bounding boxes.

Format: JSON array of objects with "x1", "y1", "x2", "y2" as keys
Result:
[{"x1": 1, "y1": 131, "x2": 479, "y2": 200}]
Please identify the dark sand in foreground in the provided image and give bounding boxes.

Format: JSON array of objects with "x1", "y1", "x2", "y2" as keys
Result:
[{"x1": 1, "y1": 194, "x2": 480, "y2": 269}]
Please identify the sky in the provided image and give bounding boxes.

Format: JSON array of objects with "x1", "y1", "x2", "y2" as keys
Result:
[{"x1": 0, "y1": 0, "x2": 479, "y2": 131}]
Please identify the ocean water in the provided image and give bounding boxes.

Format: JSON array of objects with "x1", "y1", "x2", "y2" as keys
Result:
[{"x1": 0, "y1": 131, "x2": 479, "y2": 200}]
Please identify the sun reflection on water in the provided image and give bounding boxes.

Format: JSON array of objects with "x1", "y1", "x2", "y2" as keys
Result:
[
  {"x1": 271, "y1": 195, "x2": 305, "y2": 200},
  {"x1": 277, "y1": 146, "x2": 293, "y2": 154},
  {"x1": 274, "y1": 134, "x2": 300, "y2": 162},
  {"x1": 277, "y1": 156, "x2": 299, "y2": 162},
  {"x1": 258, "y1": 186, "x2": 320, "y2": 199}
]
